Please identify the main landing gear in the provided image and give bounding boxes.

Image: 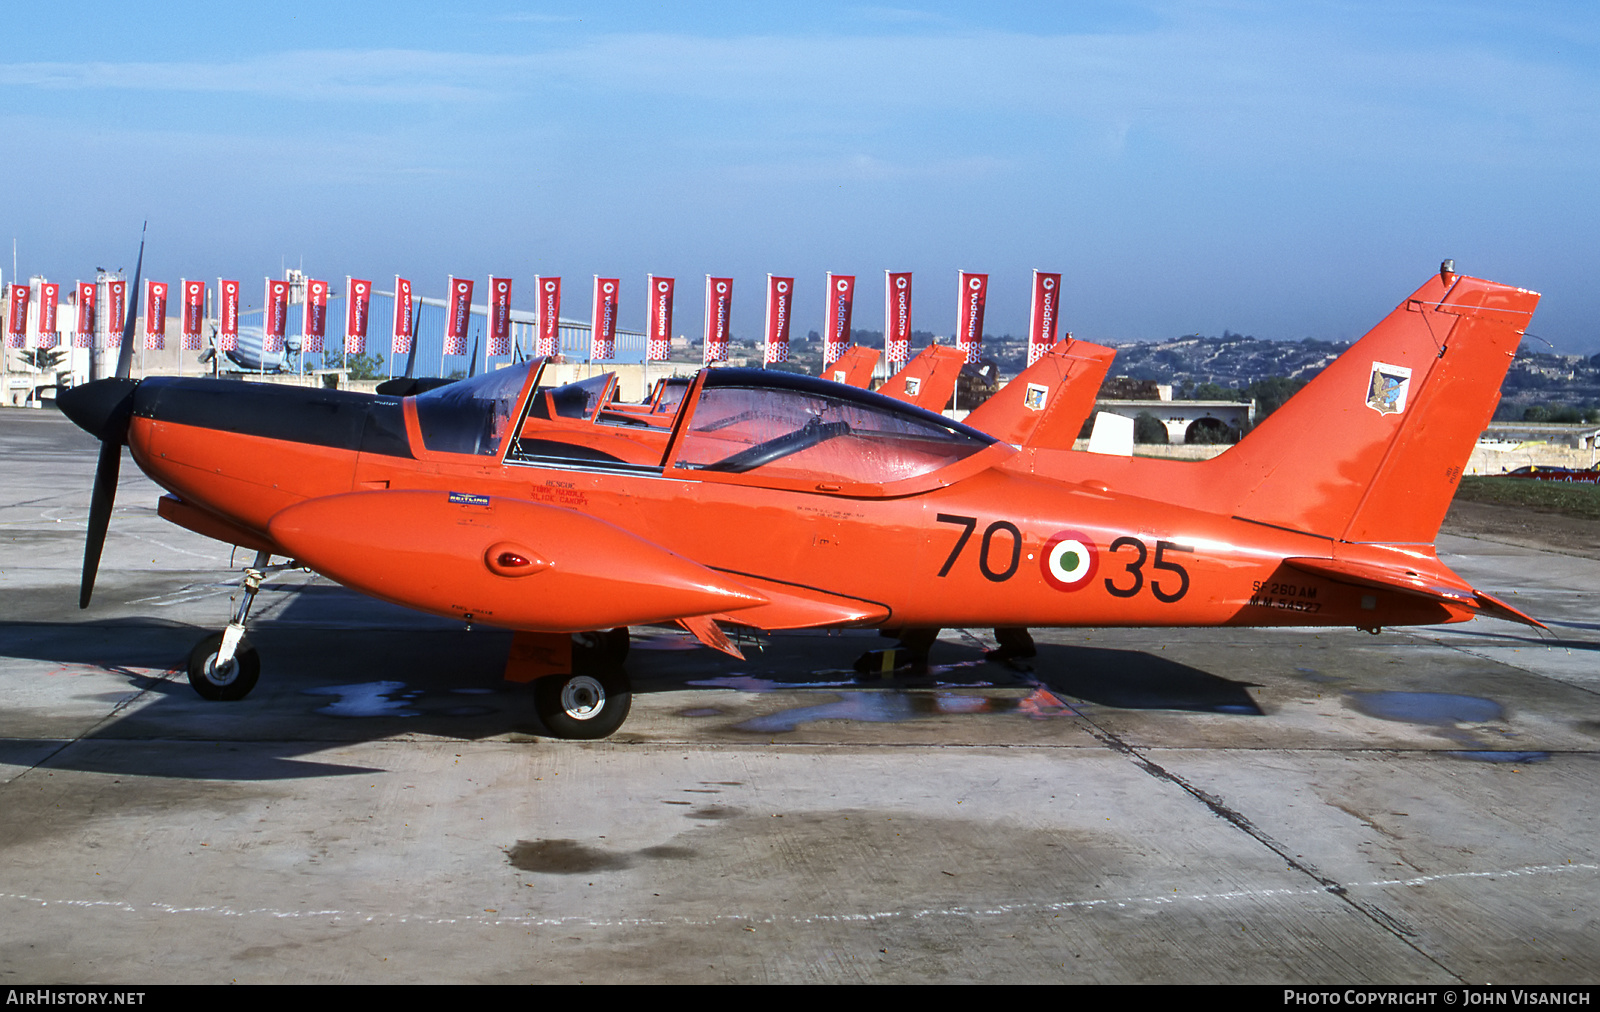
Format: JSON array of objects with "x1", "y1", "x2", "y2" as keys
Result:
[
  {"x1": 186, "y1": 549, "x2": 291, "y2": 701},
  {"x1": 528, "y1": 628, "x2": 632, "y2": 740}
]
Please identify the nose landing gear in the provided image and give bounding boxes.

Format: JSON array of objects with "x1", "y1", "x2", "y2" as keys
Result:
[{"x1": 186, "y1": 550, "x2": 292, "y2": 701}]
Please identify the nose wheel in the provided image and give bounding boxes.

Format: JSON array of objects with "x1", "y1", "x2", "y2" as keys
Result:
[{"x1": 188, "y1": 631, "x2": 261, "y2": 700}]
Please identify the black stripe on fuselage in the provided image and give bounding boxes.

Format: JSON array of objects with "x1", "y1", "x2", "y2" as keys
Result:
[{"x1": 133, "y1": 377, "x2": 415, "y2": 459}]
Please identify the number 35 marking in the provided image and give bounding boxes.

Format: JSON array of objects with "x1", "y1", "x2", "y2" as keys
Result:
[
  {"x1": 1104, "y1": 537, "x2": 1192, "y2": 603},
  {"x1": 938, "y1": 516, "x2": 1192, "y2": 603}
]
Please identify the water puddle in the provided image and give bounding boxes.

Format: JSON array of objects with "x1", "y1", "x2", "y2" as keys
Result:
[
  {"x1": 1443, "y1": 751, "x2": 1551, "y2": 764},
  {"x1": 303, "y1": 680, "x2": 420, "y2": 717},
  {"x1": 688, "y1": 674, "x2": 857, "y2": 692},
  {"x1": 1348, "y1": 691, "x2": 1503, "y2": 726},
  {"x1": 731, "y1": 686, "x2": 1069, "y2": 733}
]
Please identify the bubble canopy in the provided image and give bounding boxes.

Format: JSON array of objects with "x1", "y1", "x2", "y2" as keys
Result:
[{"x1": 669, "y1": 368, "x2": 996, "y2": 487}]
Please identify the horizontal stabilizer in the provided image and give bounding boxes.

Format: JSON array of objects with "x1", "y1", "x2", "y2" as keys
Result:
[{"x1": 1284, "y1": 556, "x2": 1546, "y2": 629}]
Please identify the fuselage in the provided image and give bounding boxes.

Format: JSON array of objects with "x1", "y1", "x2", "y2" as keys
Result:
[{"x1": 122, "y1": 372, "x2": 1465, "y2": 635}]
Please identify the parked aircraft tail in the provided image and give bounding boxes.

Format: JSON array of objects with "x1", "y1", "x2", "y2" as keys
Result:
[
  {"x1": 822, "y1": 345, "x2": 880, "y2": 388},
  {"x1": 878, "y1": 344, "x2": 966, "y2": 412},
  {"x1": 964, "y1": 338, "x2": 1115, "y2": 449},
  {"x1": 1204, "y1": 265, "x2": 1539, "y2": 546}
]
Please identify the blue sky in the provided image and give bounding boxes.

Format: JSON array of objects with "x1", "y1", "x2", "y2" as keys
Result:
[{"x1": 3, "y1": 1, "x2": 1597, "y2": 354}]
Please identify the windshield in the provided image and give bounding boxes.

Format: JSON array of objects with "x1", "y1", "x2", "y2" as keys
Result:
[
  {"x1": 527, "y1": 373, "x2": 613, "y2": 421},
  {"x1": 654, "y1": 378, "x2": 690, "y2": 414},
  {"x1": 414, "y1": 360, "x2": 537, "y2": 455}
]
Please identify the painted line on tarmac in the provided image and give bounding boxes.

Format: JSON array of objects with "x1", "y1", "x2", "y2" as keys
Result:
[{"x1": 1, "y1": 862, "x2": 1593, "y2": 931}]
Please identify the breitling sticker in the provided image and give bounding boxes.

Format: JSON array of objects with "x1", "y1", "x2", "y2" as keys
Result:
[{"x1": 1366, "y1": 362, "x2": 1412, "y2": 415}]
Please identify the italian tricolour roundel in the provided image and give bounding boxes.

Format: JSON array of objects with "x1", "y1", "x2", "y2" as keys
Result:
[{"x1": 1041, "y1": 530, "x2": 1098, "y2": 592}]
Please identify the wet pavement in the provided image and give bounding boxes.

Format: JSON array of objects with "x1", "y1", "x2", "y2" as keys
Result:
[{"x1": 1, "y1": 408, "x2": 1596, "y2": 983}]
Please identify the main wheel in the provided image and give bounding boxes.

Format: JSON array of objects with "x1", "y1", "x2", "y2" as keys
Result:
[
  {"x1": 187, "y1": 631, "x2": 261, "y2": 701},
  {"x1": 534, "y1": 669, "x2": 631, "y2": 740}
]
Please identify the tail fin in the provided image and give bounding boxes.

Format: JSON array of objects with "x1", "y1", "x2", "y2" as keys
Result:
[
  {"x1": 821, "y1": 345, "x2": 880, "y2": 388},
  {"x1": 878, "y1": 344, "x2": 966, "y2": 412},
  {"x1": 1205, "y1": 269, "x2": 1539, "y2": 544},
  {"x1": 964, "y1": 338, "x2": 1115, "y2": 449}
]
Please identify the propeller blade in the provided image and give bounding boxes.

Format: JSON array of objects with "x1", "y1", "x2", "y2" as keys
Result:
[
  {"x1": 80, "y1": 436, "x2": 121, "y2": 608},
  {"x1": 114, "y1": 222, "x2": 146, "y2": 381},
  {"x1": 74, "y1": 219, "x2": 145, "y2": 607}
]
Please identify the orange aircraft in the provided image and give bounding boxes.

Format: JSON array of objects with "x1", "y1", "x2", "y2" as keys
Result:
[{"x1": 60, "y1": 260, "x2": 1543, "y2": 740}]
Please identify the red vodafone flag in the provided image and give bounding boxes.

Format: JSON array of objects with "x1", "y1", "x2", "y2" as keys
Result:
[
  {"x1": 763, "y1": 276, "x2": 793, "y2": 364},
  {"x1": 1028, "y1": 271, "x2": 1063, "y2": 366},
  {"x1": 218, "y1": 279, "x2": 240, "y2": 352},
  {"x1": 590, "y1": 277, "x2": 619, "y2": 361},
  {"x1": 824, "y1": 273, "x2": 855, "y2": 366},
  {"x1": 6, "y1": 284, "x2": 28, "y2": 349},
  {"x1": 302, "y1": 278, "x2": 329, "y2": 353},
  {"x1": 105, "y1": 280, "x2": 125, "y2": 349},
  {"x1": 143, "y1": 281, "x2": 166, "y2": 350},
  {"x1": 391, "y1": 276, "x2": 413, "y2": 353},
  {"x1": 445, "y1": 277, "x2": 473, "y2": 356},
  {"x1": 488, "y1": 277, "x2": 512, "y2": 357},
  {"x1": 884, "y1": 271, "x2": 912, "y2": 364},
  {"x1": 181, "y1": 280, "x2": 206, "y2": 350},
  {"x1": 345, "y1": 278, "x2": 371, "y2": 354},
  {"x1": 38, "y1": 282, "x2": 60, "y2": 349},
  {"x1": 955, "y1": 271, "x2": 987, "y2": 364},
  {"x1": 646, "y1": 275, "x2": 674, "y2": 362},
  {"x1": 535, "y1": 276, "x2": 561, "y2": 358},
  {"x1": 74, "y1": 282, "x2": 96, "y2": 349},
  {"x1": 264, "y1": 279, "x2": 289, "y2": 353},
  {"x1": 703, "y1": 277, "x2": 732, "y2": 364}
]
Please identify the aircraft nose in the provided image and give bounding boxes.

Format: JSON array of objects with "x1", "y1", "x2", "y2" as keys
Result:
[{"x1": 57, "y1": 378, "x2": 138, "y2": 443}]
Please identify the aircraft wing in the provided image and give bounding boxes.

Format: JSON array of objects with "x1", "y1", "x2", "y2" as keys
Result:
[{"x1": 1283, "y1": 556, "x2": 1546, "y2": 629}]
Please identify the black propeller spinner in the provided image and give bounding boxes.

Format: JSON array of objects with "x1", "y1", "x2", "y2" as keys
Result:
[{"x1": 56, "y1": 223, "x2": 146, "y2": 608}]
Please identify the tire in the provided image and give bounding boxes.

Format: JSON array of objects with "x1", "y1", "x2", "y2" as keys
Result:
[
  {"x1": 534, "y1": 669, "x2": 631, "y2": 740},
  {"x1": 187, "y1": 631, "x2": 261, "y2": 701}
]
